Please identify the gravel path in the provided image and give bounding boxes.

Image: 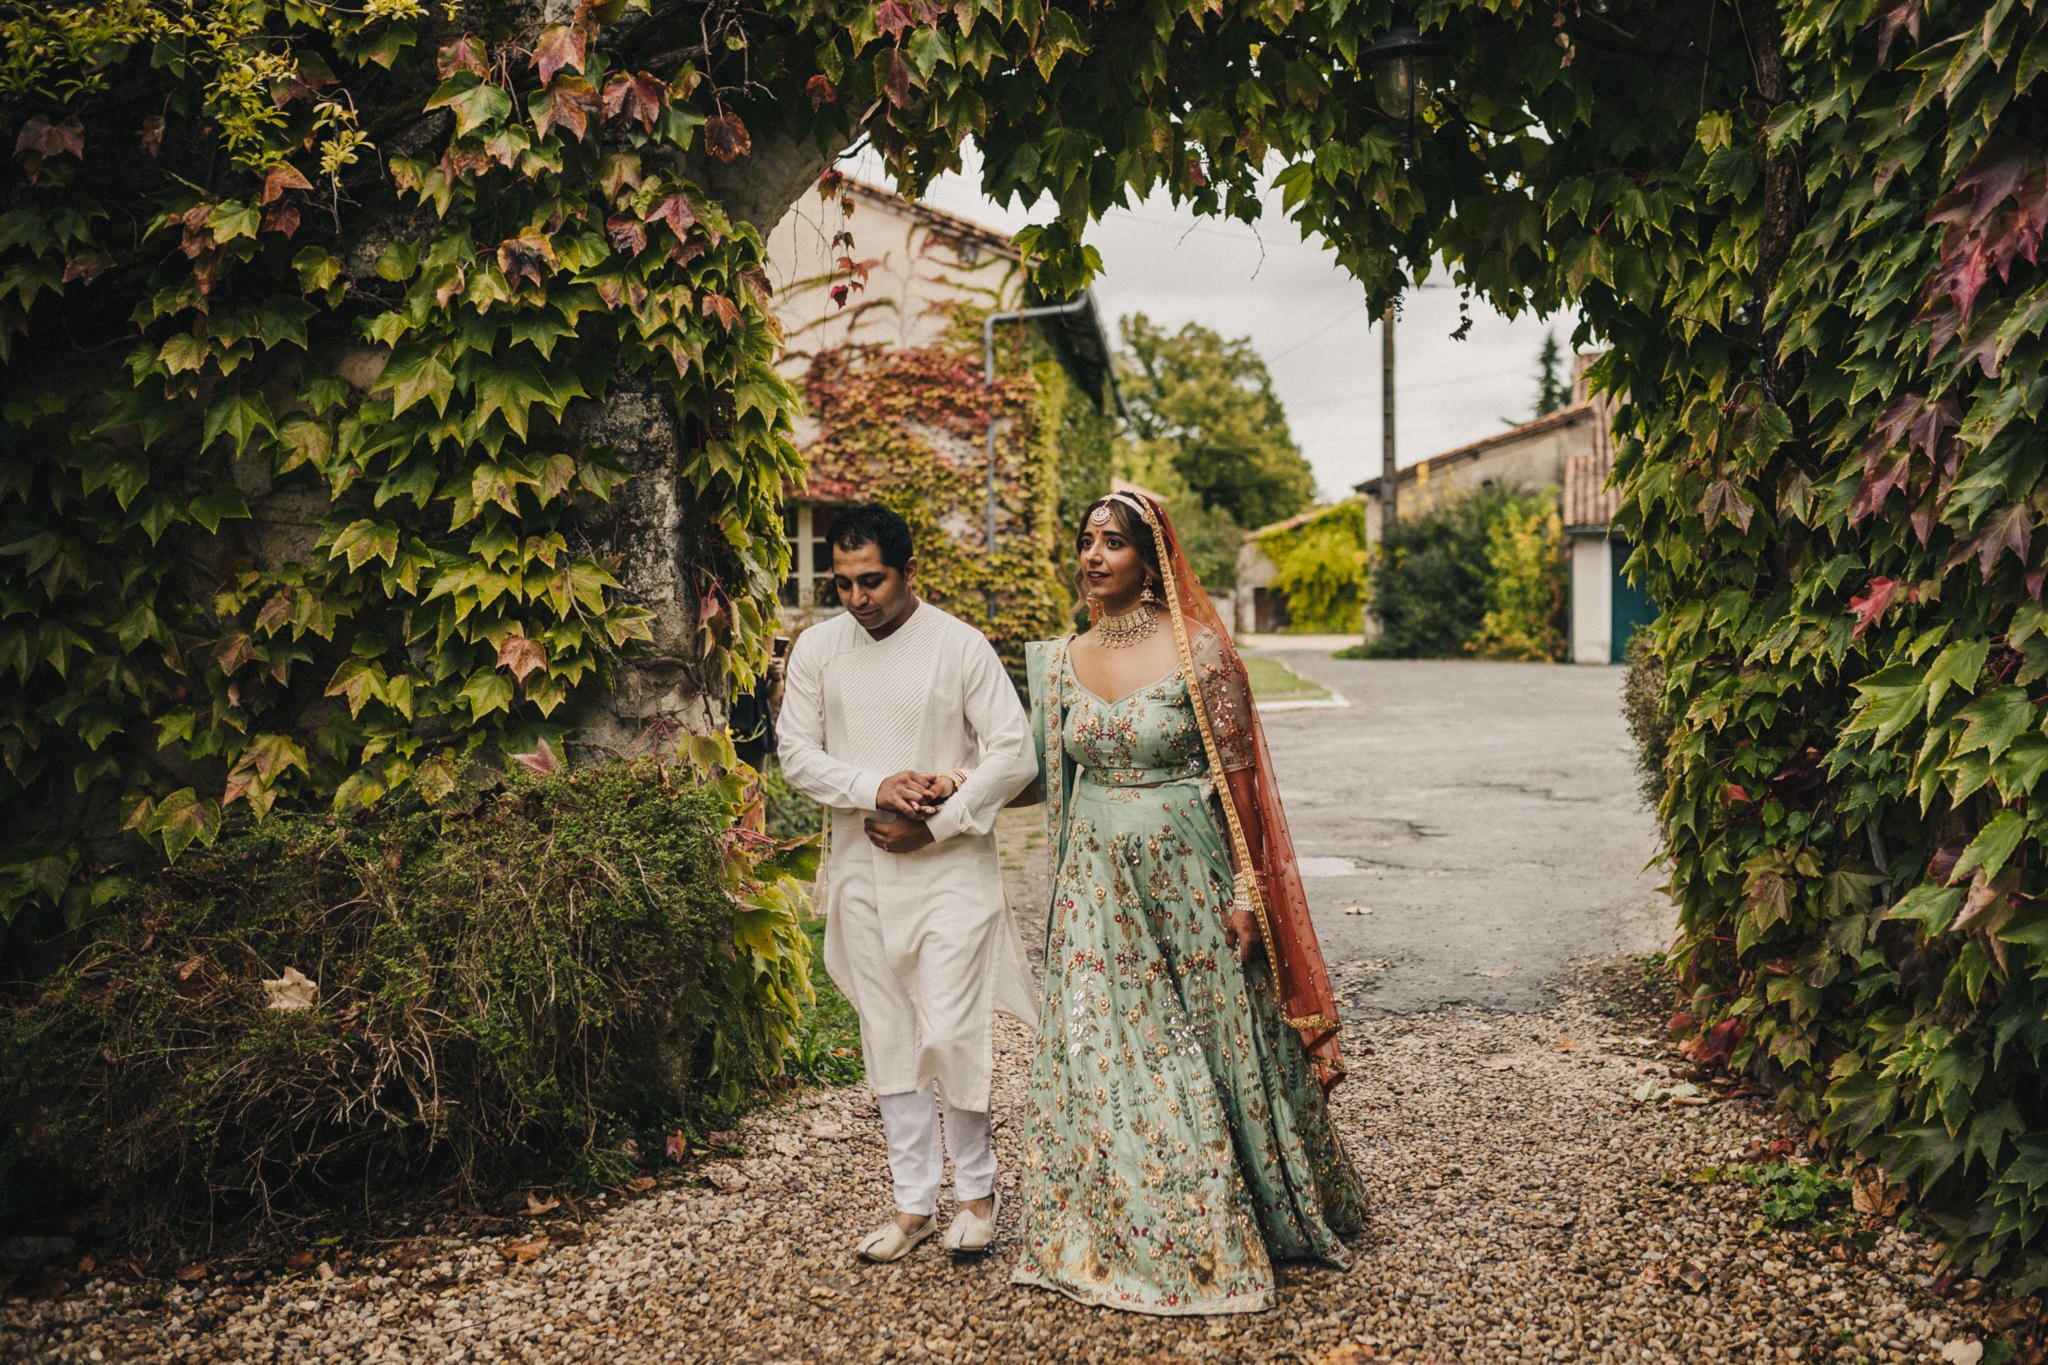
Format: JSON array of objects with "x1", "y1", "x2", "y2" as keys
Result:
[{"x1": 0, "y1": 820, "x2": 2002, "y2": 1363}]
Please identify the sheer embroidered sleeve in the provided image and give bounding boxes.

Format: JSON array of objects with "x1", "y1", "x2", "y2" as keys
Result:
[{"x1": 1191, "y1": 627, "x2": 1256, "y2": 772}]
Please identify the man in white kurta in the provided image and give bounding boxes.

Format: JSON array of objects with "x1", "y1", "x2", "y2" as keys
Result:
[{"x1": 778, "y1": 508, "x2": 1037, "y2": 1260}]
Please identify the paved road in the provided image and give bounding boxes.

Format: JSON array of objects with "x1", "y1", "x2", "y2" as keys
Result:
[{"x1": 1249, "y1": 653, "x2": 1672, "y2": 1014}]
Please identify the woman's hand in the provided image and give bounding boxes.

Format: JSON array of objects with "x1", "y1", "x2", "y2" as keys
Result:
[{"x1": 1224, "y1": 907, "x2": 1261, "y2": 963}]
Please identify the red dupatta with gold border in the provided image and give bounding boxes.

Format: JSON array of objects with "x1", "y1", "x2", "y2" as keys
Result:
[{"x1": 1108, "y1": 490, "x2": 1347, "y2": 1089}]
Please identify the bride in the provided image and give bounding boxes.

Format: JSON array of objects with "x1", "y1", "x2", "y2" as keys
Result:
[{"x1": 1011, "y1": 489, "x2": 1366, "y2": 1315}]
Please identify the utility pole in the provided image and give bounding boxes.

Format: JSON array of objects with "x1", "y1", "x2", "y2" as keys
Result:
[{"x1": 1379, "y1": 298, "x2": 1397, "y2": 538}]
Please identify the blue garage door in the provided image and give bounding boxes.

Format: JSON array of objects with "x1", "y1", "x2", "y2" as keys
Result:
[{"x1": 1609, "y1": 535, "x2": 1655, "y2": 663}]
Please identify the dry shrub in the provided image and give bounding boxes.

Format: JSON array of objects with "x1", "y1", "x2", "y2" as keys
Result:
[{"x1": 0, "y1": 760, "x2": 815, "y2": 1250}]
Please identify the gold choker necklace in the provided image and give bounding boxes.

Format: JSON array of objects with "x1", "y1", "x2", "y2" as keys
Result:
[{"x1": 1095, "y1": 604, "x2": 1159, "y2": 649}]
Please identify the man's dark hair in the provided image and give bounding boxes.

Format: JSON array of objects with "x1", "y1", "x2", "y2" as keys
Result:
[{"x1": 825, "y1": 503, "x2": 915, "y2": 572}]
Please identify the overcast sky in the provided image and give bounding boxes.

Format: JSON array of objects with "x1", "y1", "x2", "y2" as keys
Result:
[{"x1": 841, "y1": 147, "x2": 1584, "y2": 507}]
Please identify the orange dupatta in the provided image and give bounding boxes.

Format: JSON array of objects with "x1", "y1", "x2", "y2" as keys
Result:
[{"x1": 1108, "y1": 490, "x2": 1347, "y2": 1089}]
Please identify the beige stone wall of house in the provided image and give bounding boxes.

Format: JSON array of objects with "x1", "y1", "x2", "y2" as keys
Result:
[
  {"x1": 1360, "y1": 411, "x2": 1594, "y2": 544},
  {"x1": 763, "y1": 182, "x2": 1025, "y2": 444}
]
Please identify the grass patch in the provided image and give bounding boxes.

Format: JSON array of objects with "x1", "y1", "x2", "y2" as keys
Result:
[
  {"x1": 1243, "y1": 654, "x2": 1330, "y2": 702},
  {"x1": 790, "y1": 914, "x2": 863, "y2": 1087}
]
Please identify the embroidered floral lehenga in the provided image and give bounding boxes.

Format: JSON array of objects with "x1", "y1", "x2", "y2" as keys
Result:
[{"x1": 1012, "y1": 494, "x2": 1367, "y2": 1316}]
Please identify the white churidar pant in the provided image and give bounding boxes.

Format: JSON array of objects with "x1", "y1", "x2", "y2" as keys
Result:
[{"x1": 876, "y1": 1088, "x2": 995, "y2": 1215}]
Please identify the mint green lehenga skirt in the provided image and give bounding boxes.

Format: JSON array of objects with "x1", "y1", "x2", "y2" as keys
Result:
[{"x1": 1011, "y1": 657, "x2": 1366, "y2": 1315}]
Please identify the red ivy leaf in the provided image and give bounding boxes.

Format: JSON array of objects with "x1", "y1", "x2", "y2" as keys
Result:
[
  {"x1": 261, "y1": 203, "x2": 301, "y2": 238},
  {"x1": 806, "y1": 74, "x2": 838, "y2": 109},
  {"x1": 438, "y1": 33, "x2": 490, "y2": 80},
  {"x1": 741, "y1": 267, "x2": 774, "y2": 306},
  {"x1": 700, "y1": 293, "x2": 743, "y2": 333},
  {"x1": 1696, "y1": 478, "x2": 1754, "y2": 533},
  {"x1": 829, "y1": 282, "x2": 851, "y2": 307},
  {"x1": 704, "y1": 112, "x2": 752, "y2": 162},
  {"x1": 260, "y1": 161, "x2": 314, "y2": 205},
  {"x1": 1723, "y1": 783, "x2": 1751, "y2": 803},
  {"x1": 1973, "y1": 503, "x2": 2033, "y2": 581},
  {"x1": 533, "y1": 24, "x2": 586, "y2": 86},
  {"x1": 511, "y1": 736, "x2": 563, "y2": 777},
  {"x1": 1846, "y1": 576, "x2": 1901, "y2": 639},
  {"x1": 881, "y1": 48, "x2": 912, "y2": 108},
  {"x1": 497, "y1": 227, "x2": 559, "y2": 287},
  {"x1": 1691, "y1": 1017, "x2": 1743, "y2": 1064},
  {"x1": 875, "y1": 0, "x2": 915, "y2": 36},
  {"x1": 61, "y1": 255, "x2": 107, "y2": 285},
  {"x1": 606, "y1": 215, "x2": 647, "y2": 255},
  {"x1": 534, "y1": 75, "x2": 600, "y2": 141},
  {"x1": 1849, "y1": 453, "x2": 1909, "y2": 526},
  {"x1": 140, "y1": 114, "x2": 165, "y2": 157},
  {"x1": 643, "y1": 190, "x2": 699, "y2": 241},
  {"x1": 498, "y1": 634, "x2": 548, "y2": 684},
  {"x1": 602, "y1": 72, "x2": 667, "y2": 132},
  {"x1": 15, "y1": 116, "x2": 84, "y2": 161},
  {"x1": 1873, "y1": 0, "x2": 1923, "y2": 64}
]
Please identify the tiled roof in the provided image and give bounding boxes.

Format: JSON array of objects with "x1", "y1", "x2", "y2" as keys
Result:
[
  {"x1": 1562, "y1": 387, "x2": 1623, "y2": 529},
  {"x1": 1353, "y1": 404, "x2": 1593, "y2": 496}
]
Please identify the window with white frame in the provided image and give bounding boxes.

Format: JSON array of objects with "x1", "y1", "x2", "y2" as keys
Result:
[{"x1": 780, "y1": 503, "x2": 847, "y2": 610}]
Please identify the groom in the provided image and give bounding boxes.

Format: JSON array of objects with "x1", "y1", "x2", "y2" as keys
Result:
[{"x1": 777, "y1": 503, "x2": 1038, "y2": 1262}]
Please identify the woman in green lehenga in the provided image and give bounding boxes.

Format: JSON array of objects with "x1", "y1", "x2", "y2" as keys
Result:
[{"x1": 1012, "y1": 489, "x2": 1366, "y2": 1316}]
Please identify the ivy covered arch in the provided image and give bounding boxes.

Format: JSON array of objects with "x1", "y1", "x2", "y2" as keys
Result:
[{"x1": 6, "y1": 0, "x2": 2048, "y2": 1283}]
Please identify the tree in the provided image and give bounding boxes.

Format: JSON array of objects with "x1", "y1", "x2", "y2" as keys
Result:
[
  {"x1": 1115, "y1": 314, "x2": 1317, "y2": 529},
  {"x1": 1533, "y1": 330, "x2": 1569, "y2": 416},
  {"x1": 1113, "y1": 438, "x2": 1244, "y2": 592}
]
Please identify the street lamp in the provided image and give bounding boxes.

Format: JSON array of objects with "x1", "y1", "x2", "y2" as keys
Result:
[{"x1": 1362, "y1": 20, "x2": 1442, "y2": 158}]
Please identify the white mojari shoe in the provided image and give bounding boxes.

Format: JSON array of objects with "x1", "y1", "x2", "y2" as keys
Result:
[
  {"x1": 857, "y1": 1214, "x2": 937, "y2": 1263},
  {"x1": 942, "y1": 1194, "x2": 999, "y2": 1254}
]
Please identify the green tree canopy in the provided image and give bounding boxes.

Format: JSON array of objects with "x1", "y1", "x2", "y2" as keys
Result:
[{"x1": 1114, "y1": 314, "x2": 1317, "y2": 529}]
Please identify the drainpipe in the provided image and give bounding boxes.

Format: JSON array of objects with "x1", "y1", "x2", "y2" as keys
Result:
[{"x1": 983, "y1": 296, "x2": 1092, "y2": 619}]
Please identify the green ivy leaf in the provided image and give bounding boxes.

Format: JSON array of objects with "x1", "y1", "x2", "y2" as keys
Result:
[
  {"x1": 424, "y1": 75, "x2": 512, "y2": 137},
  {"x1": 202, "y1": 390, "x2": 275, "y2": 455}
]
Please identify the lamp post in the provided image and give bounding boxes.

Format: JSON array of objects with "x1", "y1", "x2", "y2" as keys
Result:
[
  {"x1": 1362, "y1": 19, "x2": 1441, "y2": 158},
  {"x1": 1359, "y1": 16, "x2": 1441, "y2": 627}
]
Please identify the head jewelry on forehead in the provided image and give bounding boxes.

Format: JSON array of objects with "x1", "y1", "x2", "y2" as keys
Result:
[
  {"x1": 1104, "y1": 491, "x2": 1154, "y2": 523},
  {"x1": 1088, "y1": 504, "x2": 1112, "y2": 525}
]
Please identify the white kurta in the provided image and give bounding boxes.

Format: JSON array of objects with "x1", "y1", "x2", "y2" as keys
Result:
[{"x1": 778, "y1": 603, "x2": 1038, "y2": 1113}]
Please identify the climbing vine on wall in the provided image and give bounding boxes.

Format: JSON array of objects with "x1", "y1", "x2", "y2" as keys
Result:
[
  {"x1": 1256, "y1": 501, "x2": 1368, "y2": 636},
  {"x1": 0, "y1": 2, "x2": 802, "y2": 937},
  {"x1": 796, "y1": 312, "x2": 1089, "y2": 660}
]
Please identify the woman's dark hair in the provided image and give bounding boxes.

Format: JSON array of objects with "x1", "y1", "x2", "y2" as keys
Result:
[
  {"x1": 1075, "y1": 496, "x2": 1164, "y2": 593},
  {"x1": 825, "y1": 502, "x2": 915, "y2": 571}
]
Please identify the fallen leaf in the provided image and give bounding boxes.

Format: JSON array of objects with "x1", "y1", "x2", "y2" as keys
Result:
[
  {"x1": 1342, "y1": 905, "x2": 1375, "y2": 916},
  {"x1": 500, "y1": 1237, "x2": 549, "y2": 1264},
  {"x1": 550, "y1": 1225, "x2": 588, "y2": 1247},
  {"x1": 1851, "y1": 1165, "x2": 1907, "y2": 1218},
  {"x1": 665, "y1": 1130, "x2": 688, "y2": 1162},
  {"x1": 174, "y1": 1261, "x2": 209, "y2": 1282},
  {"x1": 770, "y1": 1132, "x2": 804, "y2": 1157},
  {"x1": 1311, "y1": 1346, "x2": 1379, "y2": 1365},
  {"x1": 285, "y1": 1250, "x2": 315, "y2": 1271},
  {"x1": 261, "y1": 966, "x2": 317, "y2": 1011},
  {"x1": 706, "y1": 1129, "x2": 739, "y2": 1149},
  {"x1": 804, "y1": 1120, "x2": 849, "y2": 1141},
  {"x1": 176, "y1": 954, "x2": 207, "y2": 982},
  {"x1": 1939, "y1": 1341, "x2": 1984, "y2": 1365},
  {"x1": 624, "y1": 1174, "x2": 656, "y2": 1194},
  {"x1": 701, "y1": 1163, "x2": 748, "y2": 1193},
  {"x1": 523, "y1": 1190, "x2": 559, "y2": 1215},
  {"x1": 1554, "y1": 1035, "x2": 1581, "y2": 1052}
]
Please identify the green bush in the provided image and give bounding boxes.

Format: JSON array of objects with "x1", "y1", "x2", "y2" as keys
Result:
[
  {"x1": 1470, "y1": 494, "x2": 1565, "y2": 661},
  {"x1": 1260, "y1": 501, "x2": 1367, "y2": 635},
  {"x1": 0, "y1": 758, "x2": 816, "y2": 1248},
  {"x1": 1620, "y1": 630, "x2": 1672, "y2": 810},
  {"x1": 1367, "y1": 487, "x2": 1562, "y2": 658}
]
